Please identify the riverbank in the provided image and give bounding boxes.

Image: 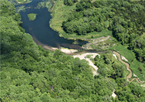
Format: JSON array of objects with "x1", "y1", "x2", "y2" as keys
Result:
[
  {"x1": 49, "y1": 0, "x2": 112, "y2": 41},
  {"x1": 33, "y1": 32, "x2": 145, "y2": 84},
  {"x1": 49, "y1": 0, "x2": 114, "y2": 50},
  {"x1": 49, "y1": 0, "x2": 76, "y2": 39},
  {"x1": 50, "y1": 0, "x2": 55, "y2": 12},
  {"x1": 32, "y1": 36, "x2": 79, "y2": 54},
  {"x1": 34, "y1": 35, "x2": 144, "y2": 84},
  {"x1": 15, "y1": 0, "x2": 26, "y2": 4}
]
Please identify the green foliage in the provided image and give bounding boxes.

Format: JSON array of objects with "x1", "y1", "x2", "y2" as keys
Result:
[
  {"x1": 61, "y1": 0, "x2": 145, "y2": 64},
  {"x1": 94, "y1": 55, "x2": 99, "y2": 61},
  {"x1": 64, "y1": 0, "x2": 78, "y2": 6},
  {"x1": 1, "y1": 0, "x2": 145, "y2": 101},
  {"x1": 112, "y1": 62, "x2": 125, "y2": 78},
  {"x1": 129, "y1": 35, "x2": 145, "y2": 62},
  {"x1": 111, "y1": 44, "x2": 145, "y2": 80}
]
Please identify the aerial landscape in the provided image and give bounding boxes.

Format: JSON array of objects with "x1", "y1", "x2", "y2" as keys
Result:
[{"x1": 0, "y1": 0, "x2": 145, "y2": 101}]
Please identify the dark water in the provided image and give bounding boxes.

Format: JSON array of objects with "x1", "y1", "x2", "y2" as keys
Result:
[{"x1": 13, "y1": 0, "x2": 87, "y2": 49}]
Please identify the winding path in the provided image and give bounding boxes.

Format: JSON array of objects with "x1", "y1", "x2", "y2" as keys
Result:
[{"x1": 113, "y1": 51, "x2": 144, "y2": 83}]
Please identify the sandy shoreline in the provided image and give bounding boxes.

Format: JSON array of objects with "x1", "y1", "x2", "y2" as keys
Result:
[
  {"x1": 32, "y1": 36, "x2": 79, "y2": 54},
  {"x1": 33, "y1": 35, "x2": 145, "y2": 84}
]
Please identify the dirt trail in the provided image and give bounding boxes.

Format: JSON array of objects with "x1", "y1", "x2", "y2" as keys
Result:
[{"x1": 113, "y1": 51, "x2": 144, "y2": 83}]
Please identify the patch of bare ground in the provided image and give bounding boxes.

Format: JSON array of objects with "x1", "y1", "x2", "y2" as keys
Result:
[
  {"x1": 83, "y1": 36, "x2": 110, "y2": 49},
  {"x1": 73, "y1": 53, "x2": 100, "y2": 76}
]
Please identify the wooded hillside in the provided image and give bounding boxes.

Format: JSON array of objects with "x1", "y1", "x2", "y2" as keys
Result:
[{"x1": 0, "y1": 0, "x2": 145, "y2": 101}]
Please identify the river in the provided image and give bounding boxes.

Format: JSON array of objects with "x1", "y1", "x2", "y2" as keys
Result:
[{"x1": 10, "y1": 0, "x2": 87, "y2": 50}]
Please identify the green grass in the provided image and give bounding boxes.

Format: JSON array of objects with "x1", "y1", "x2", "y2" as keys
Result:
[
  {"x1": 27, "y1": 13, "x2": 37, "y2": 21},
  {"x1": 50, "y1": 0, "x2": 76, "y2": 34},
  {"x1": 63, "y1": 30, "x2": 112, "y2": 40},
  {"x1": 110, "y1": 44, "x2": 145, "y2": 81}
]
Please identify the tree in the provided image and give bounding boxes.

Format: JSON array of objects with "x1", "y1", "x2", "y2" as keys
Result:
[
  {"x1": 112, "y1": 62, "x2": 124, "y2": 78},
  {"x1": 64, "y1": 0, "x2": 75, "y2": 6},
  {"x1": 40, "y1": 93, "x2": 52, "y2": 102},
  {"x1": 102, "y1": 95, "x2": 112, "y2": 102},
  {"x1": 98, "y1": 68, "x2": 108, "y2": 77},
  {"x1": 76, "y1": 3, "x2": 83, "y2": 11},
  {"x1": 114, "y1": 25, "x2": 124, "y2": 33},
  {"x1": 126, "y1": 94, "x2": 135, "y2": 102},
  {"x1": 105, "y1": 58, "x2": 111, "y2": 64},
  {"x1": 94, "y1": 55, "x2": 99, "y2": 61}
]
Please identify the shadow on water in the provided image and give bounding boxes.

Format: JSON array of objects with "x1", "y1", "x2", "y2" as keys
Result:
[{"x1": 13, "y1": 0, "x2": 87, "y2": 50}]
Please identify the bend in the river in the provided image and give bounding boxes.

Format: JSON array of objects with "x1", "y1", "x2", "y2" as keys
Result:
[{"x1": 13, "y1": 0, "x2": 87, "y2": 50}]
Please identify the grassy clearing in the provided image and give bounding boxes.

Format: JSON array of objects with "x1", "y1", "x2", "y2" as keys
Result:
[
  {"x1": 84, "y1": 36, "x2": 117, "y2": 50},
  {"x1": 27, "y1": 13, "x2": 36, "y2": 21},
  {"x1": 50, "y1": 0, "x2": 112, "y2": 40},
  {"x1": 50, "y1": 0, "x2": 76, "y2": 34},
  {"x1": 110, "y1": 44, "x2": 145, "y2": 81}
]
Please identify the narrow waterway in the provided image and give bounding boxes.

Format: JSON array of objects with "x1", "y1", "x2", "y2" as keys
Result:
[{"x1": 11, "y1": 0, "x2": 87, "y2": 49}]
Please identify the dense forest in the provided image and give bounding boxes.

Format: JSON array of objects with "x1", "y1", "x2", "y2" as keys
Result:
[
  {"x1": 0, "y1": 0, "x2": 145, "y2": 102},
  {"x1": 62, "y1": 0, "x2": 145, "y2": 63}
]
